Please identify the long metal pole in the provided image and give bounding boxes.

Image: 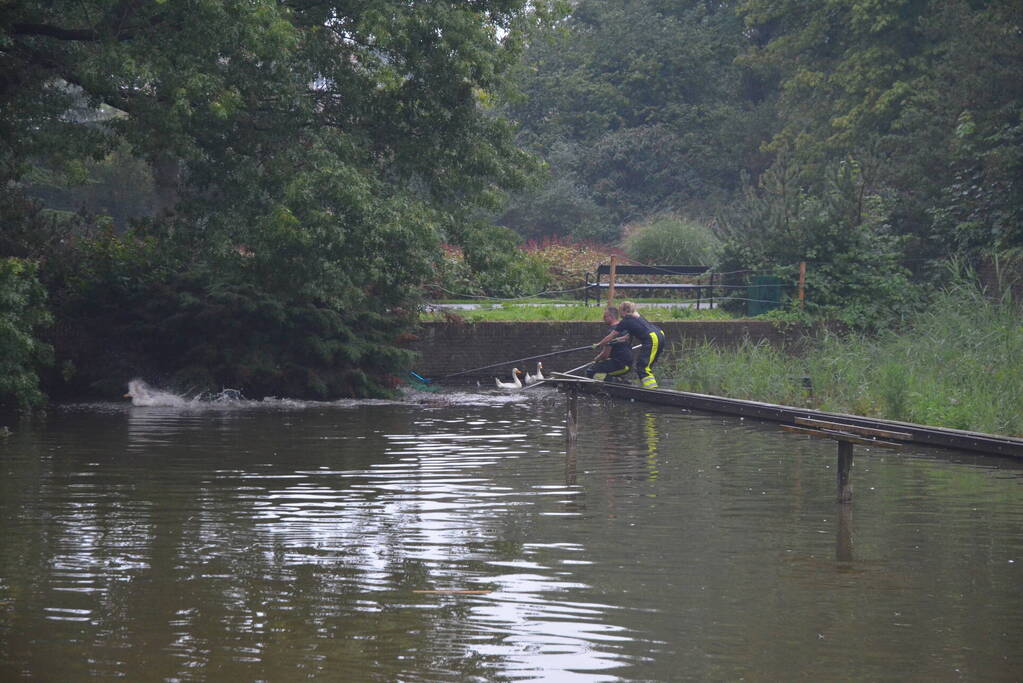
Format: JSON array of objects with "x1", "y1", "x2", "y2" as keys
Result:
[
  {"x1": 522, "y1": 361, "x2": 594, "y2": 391},
  {"x1": 413, "y1": 344, "x2": 598, "y2": 384},
  {"x1": 523, "y1": 344, "x2": 640, "y2": 391}
]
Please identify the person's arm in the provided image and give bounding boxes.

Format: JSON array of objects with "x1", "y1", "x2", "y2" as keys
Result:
[{"x1": 594, "y1": 328, "x2": 619, "y2": 347}]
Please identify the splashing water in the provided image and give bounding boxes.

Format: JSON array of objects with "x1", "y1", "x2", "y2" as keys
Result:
[
  {"x1": 122, "y1": 379, "x2": 547, "y2": 410},
  {"x1": 124, "y1": 380, "x2": 191, "y2": 407},
  {"x1": 124, "y1": 380, "x2": 249, "y2": 407}
]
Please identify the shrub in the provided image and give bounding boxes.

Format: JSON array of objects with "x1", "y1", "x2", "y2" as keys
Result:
[
  {"x1": 0, "y1": 258, "x2": 53, "y2": 409},
  {"x1": 43, "y1": 223, "x2": 419, "y2": 400},
  {"x1": 428, "y1": 244, "x2": 484, "y2": 299},
  {"x1": 523, "y1": 237, "x2": 626, "y2": 297},
  {"x1": 717, "y1": 160, "x2": 915, "y2": 329},
  {"x1": 622, "y1": 214, "x2": 721, "y2": 266},
  {"x1": 459, "y1": 224, "x2": 553, "y2": 298}
]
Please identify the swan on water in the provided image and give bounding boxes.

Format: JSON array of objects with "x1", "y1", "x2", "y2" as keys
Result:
[
  {"x1": 525, "y1": 362, "x2": 545, "y2": 385},
  {"x1": 495, "y1": 368, "x2": 523, "y2": 390}
]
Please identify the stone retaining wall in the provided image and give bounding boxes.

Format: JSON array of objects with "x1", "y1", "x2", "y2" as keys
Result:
[{"x1": 405, "y1": 321, "x2": 809, "y2": 383}]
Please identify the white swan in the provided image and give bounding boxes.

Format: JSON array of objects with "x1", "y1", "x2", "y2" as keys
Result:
[
  {"x1": 525, "y1": 361, "x2": 545, "y2": 385},
  {"x1": 495, "y1": 368, "x2": 523, "y2": 390}
]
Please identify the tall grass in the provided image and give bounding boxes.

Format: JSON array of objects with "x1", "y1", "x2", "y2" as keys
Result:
[{"x1": 667, "y1": 283, "x2": 1023, "y2": 436}]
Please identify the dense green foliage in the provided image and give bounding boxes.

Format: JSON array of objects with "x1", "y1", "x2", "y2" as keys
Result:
[
  {"x1": 2, "y1": 0, "x2": 1020, "y2": 404},
  {"x1": 668, "y1": 281, "x2": 1023, "y2": 436},
  {"x1": 0, "y1": 258, "x2": 52, "y2": 409},
  {"x1": 502, "y1": 0, "x2": 1022, "y2": 328},
  {"x1": 738, "y1": 0, "x2": 1023, "y2": 259},
  {"x1": 717, "y1": 159, "x2": 914, "y2": 327},
  {"x1": 502, "y1": 0, "x2": 761, "y2": 239},
  {"x1": 1, "y1": 0, "x2": 548, "y2": 399}
]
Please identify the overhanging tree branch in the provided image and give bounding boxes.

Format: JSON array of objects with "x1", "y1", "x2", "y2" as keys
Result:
[{"x1": 12, "y1": 23, "x2": 99, "y2": 41}]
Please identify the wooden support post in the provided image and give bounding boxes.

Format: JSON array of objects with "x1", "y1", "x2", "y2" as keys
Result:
[
  {"x1": 565, "y1": 434, "x2": 577, "y2": 486},
  {"x1": 608, "y1": 255, "x2": 617, "y2": 305},
  {"x1": 836, "y1": 501, "x2": 854, "y2": 562},
  {"x1": 782, "y1": 417, "x2": 903, "y2": 504},
  {"x1": 798, "y1": 261, "x2": 806, "y2": 310},
  {"x1": 566, "y1": 384, "x2": 579, "y2": 444},
  {"x1": 836, "y1": 440, "x2": 853, "y2": 503}
]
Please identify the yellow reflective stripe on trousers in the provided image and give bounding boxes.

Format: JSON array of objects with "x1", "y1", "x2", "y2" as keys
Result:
[{"x1": 641, "y1": 331, "x2": 659, "y2": 388}]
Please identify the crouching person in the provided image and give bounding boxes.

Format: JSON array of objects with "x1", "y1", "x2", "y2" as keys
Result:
[
  {"x1": 593, "y1": 301, "x2": 665, "y2": 389},
  {"x1": 586, "y1": 306, "x2": 633, "y2": 381}
]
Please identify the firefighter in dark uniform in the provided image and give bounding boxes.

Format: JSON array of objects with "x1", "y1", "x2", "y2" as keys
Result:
[
  {"x1": 586, "y1": 305, "x2": 632, "y2": 381},
  {"x1": 593, "y1": 301, "x2": 665, "y2": 389}
]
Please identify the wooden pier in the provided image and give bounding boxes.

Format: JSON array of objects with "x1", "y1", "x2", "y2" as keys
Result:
[{"x1": 544, "y1": 374, "x2": 1023, "y2": 460}]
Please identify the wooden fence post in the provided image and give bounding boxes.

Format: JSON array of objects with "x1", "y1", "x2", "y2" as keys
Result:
[
  {"x1": 608, "y1": 255, "x2": 617, "y2": 305},
  {"x1": 798, "y1": 261, "x2": 806, "y2": 310}
]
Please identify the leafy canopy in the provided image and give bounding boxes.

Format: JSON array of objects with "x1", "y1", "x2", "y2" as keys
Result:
[{"x1": 2, "y1": 0, "x2": 546, "y2": 398}]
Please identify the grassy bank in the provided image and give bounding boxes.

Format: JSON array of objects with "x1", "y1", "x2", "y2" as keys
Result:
[
  {"x1": 422, "y1": 303, "x2": 733, "y2": 323},
  {"x1": 665, "y1": 285, "x2": 1023, "y2": 436}
]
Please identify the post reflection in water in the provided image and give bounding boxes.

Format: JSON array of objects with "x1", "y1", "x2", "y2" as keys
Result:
[
  {"x1": 0, "y1": 390, "x2": 1021, "y2": 682},
  {"x1": 836, "y1": 502, "x2": 854, "y2": 563}
]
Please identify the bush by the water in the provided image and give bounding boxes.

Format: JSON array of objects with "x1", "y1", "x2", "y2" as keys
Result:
[
  {"x1": 668, "y1": 282, "x2": 1023, "y2": 436},
  {"x1": 0, "y1": 258, "x2": 52, "y2": 409}
]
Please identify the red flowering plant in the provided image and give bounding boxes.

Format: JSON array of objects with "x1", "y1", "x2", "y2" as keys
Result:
[{"x1": 522, "y1": 236, "x2": 627, "y2": 299}]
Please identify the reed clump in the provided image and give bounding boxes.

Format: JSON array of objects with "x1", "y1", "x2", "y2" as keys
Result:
[{"x1": 669, "y1": 283, "x2": 1023, "y2": 436}]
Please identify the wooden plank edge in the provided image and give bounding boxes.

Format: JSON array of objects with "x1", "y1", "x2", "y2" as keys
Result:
[
  {"x1": 795, "y1": 416, "x2": 911, "y2": 441},
  {"x1": 782, "y1": 424, "x2": 902, "y2": 449}
]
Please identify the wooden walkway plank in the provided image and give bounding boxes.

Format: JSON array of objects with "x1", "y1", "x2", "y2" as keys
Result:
[{"x1": 555, "y1": 377, "x2": 1023, "y2": 459}]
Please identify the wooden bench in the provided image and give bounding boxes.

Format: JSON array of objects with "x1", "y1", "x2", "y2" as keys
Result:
[
  {"x1": 781, "y1": 417, "x2": 911, "y2": 502},
  {"x1": 584, "y1": 264, "x2": 712, "y2": 306}
]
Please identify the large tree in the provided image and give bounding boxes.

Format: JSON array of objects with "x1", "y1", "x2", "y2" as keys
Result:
[{"x1": 1, "y1": 0, "x2": 542, "y2": 399}]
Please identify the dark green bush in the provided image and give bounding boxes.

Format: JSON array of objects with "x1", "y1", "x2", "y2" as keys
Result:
[
  {"x1": 718, "y1": 161, "x2": 915, "y2": 329},
  {"x1": 0, "y1": 258, "x2": 53, "y2": 409},
  {"x1": 43, "y1": 227, "x2": 415, "y2": 400}
]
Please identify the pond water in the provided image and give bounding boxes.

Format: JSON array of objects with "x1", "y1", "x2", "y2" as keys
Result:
[{"x1": 1, "y1": 385, "x2": 1021, "y2": 681}]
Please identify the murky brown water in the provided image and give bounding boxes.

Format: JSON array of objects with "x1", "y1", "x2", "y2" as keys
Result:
[{"x1": 1, "y1": 385, "x2": 1021, "y2": 681}]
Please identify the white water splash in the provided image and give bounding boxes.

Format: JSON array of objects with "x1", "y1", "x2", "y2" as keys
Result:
[
  {"x1": 124, "y1": 379, "x2": 249, "y2": 407},
  {"x1": 120, "y1": 379, "x2": 548, "y2": 410},
  {"x1": 124, "y1": 380, "x2": 192, "y2": 407}
]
